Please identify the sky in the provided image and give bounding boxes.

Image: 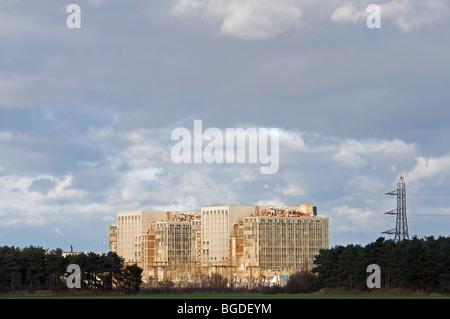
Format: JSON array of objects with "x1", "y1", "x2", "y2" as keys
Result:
[{"x1": 0, "y1": 0, "x2": 450, "y2": 253}]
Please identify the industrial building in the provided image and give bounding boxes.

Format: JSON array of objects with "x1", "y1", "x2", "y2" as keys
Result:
[
  {"x1": 116, "y1": 211, "x2": 179, "y2": 265},
  {"x1": 111, "y1": 204, "x2": 329, "y2": 286},
  {"x1": 201, "y1": 205, "x2": 256, "y2": 266},
  {"x1": 108, "y1": 225, "x2": 117, "y2": 254},
  {"x1": 243, "y1": 210, "x2": 330, "y2": 274},
  {"x1": 138, "y1": 212, "x2": 202, "y2": 284}
]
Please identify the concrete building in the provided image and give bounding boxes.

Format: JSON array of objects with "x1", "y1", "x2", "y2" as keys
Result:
[
  {"x1": 201, "y1": 205, "x2": 257, "y2": 265},
  {"x1": 138, "y1": 212, "x2": 201, "y2": 284},
  {"x1": 243, "y1": 214, "x2": 330, "y2": 274},
  {"x1": 190, "y1": 218, "x2": 202, "y2": 263},
  {"x1": 108, "y1": 224, "x2": 117, "y2": 254},
  {"x1": 117, "y1": 211, "x2": 174, "y2": 265},
  {"x1": 200, "y1": 204, "x2": 322, "y2": 265},
  {"x1": 140, "y1": 225, "x2": 156, "y2": 274},
  {"x1": 114, "y1": 204, "x2": 329, "y2": 286},
  {"x1": 155, "y1": 219, "x2": 196, "y2": 264}
]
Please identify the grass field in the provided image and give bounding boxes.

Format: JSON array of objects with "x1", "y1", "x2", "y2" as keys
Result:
[
  {"x1": 3, "y1": 295, "x2": 450, "y2": 300},
  {"x1": 2, "y1": 289, "x2": 450, "y2": 299}
]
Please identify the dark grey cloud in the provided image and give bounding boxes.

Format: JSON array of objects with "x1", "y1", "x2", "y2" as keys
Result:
[{"x1": 0, "y1": 0, "x2": 449, "y2": 250}]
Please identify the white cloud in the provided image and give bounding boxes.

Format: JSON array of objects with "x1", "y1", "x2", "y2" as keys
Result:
[
  {"x1": 169, "y1": 0, "x2": 205, "y2": 16},
  {"x1": 279, "y1": 131, "x2": 309, "y2": 152},
  {"x1": 169, "y1": 0, "x2": 303, "y2": 40},
  {"x1": 330, "y1": 2, "x2": 367, "y2": 23},
  {"x1": 331, "y1": 205, "x2": 388, "y2": 233},
  {"x1": 279, "y1": 130, "x2": 416, "y2": 169},
  {"x1": 406, "y1": 155, "x2": 450, "y2": 183},
  {"x1": 34, "y1": 175, "x2": 85, "y2": 201},
  {"x1": 0, "y1": 174, "x2": 86, "y2": 227},
  {"x1": 169, "y1": 0, "x2": 449, "y2": 36},
  {"x1": 113, "y1": 168, "x2": 161, "y2": 203},
  {"x1": 382, "y1": 0, "x2": 448, "y2": 32},
  {"x1": 332, "y1": 139, "x2": 415, "y2": 168},
  {"x1": 151, "y1": 196, "x2": 200, "y2": 212},
  {"x1": 282, "y1": 183, "x2": 305, "y2": 196},
  {"x1": 254, "y1": 198, "x2": 286, "y2": 207}
]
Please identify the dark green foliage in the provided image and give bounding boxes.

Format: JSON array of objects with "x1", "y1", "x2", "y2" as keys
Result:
[
  {"x1": 202, "y1": 273, "x2": 228, "y2": 289},
  {"x1": 0, "y1": 246, "x2": 142, "y2": 294},
  {"x1": 120, "y1": 264, "x2": 143, "y2": 293},
  {"x1": 2, "y1": 235, "x2": 450, "y2": 295},
  {"x1": 285, "y1": 271, "x2": 315, "y2": 293},
  {"x1": 312, "y1": 236, "x2": 450, "y2": 293}
]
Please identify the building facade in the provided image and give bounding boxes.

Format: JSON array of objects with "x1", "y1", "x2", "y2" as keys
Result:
[
  {"x1": 117, "y1": 211, "x2": 172, "y2": 265},
  {"x1": 113, "y1": 204, "x2": 330, "y2": 285},
  {"x1": 243, "y1": 215, "x2": 330, "y2": 272},
  {"x1": 201, "y1": 205, "x2": 257, "y2": 265},
  {"x1": 108, "y1": 224, "x2": 117, "y2": 254},
  {"x1": 137, "y1": 213, "x2": 201, "y2": 282}
]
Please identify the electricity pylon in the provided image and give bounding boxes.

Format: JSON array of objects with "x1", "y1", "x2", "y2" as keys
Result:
[{"x1": 383, "y1": 176, "x2": 409, "y2": 242}]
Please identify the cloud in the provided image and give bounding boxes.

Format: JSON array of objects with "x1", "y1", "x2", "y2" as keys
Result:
[
  {"x1": 113, "y1": 168, "x2": 162, "y2": 203},
  {"x1": 330, "y1": 2, "x2": 367, "y2": 23},
  {"x1": 406, "y1": 155, "x2": 450, "y2": 183},
  {"x1": 279, "y1": 131, "x2": 309, "y2": 152},
  {"x1": 169, "y1": 0, "x2": 303, "y2": 40},
  {"x1": 0, "y1": 174, "x2": 84, "y2": 209},
  {"x1": 0, "y1": 116, "x2": 427, "y2": 245},
  {"x1": 330, "y1": 0, "x2": 449, "y2": 32},
  {"x1": 0, "y1": 131, "x2": 13, "y2": 141},
  {"x1": 279, "y1": 130, "x2": 416, "y2": 169},
  {"x1": 332, "y1": 139, "x2": 416, "y2": 168},
  {"x1": 331, "y1": 205, "x2": 389, "y2": 234},
  {"x1": 381, "y1": 0, "x2": 449, "y2": 32},
  {"x1": 169, "y1": 0, "x2": 449, "y2": 38},
  {"x1": 169, "y1": 0, "x2": 205, "y2": 16},
  {"x1": 0, "y1": 0, "x2": 449, "y2": 251},
  {"x1": 282, "y1": 183, "x2": 305, "y2": 196},
  {"x1": 28, "y1": 177, "x2": 56, "y2": 195}
]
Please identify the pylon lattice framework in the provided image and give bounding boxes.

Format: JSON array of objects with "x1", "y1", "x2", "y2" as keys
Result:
[{"x1": 383, "y1": 176, "x2": 409, "y2": 242}]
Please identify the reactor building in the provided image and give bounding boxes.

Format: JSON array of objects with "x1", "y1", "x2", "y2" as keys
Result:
[{"x1": 109, "y1": 204, "x2": 329, "y2": 286}]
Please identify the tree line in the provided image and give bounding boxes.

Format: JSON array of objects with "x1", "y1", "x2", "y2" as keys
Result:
[
  {"x1": 0, "y1": 246, "x2": 142, "y2": 294},
  {"x1": 3, "y1": 235, "x2": 450, "y2": 295},
  {"x1": 309, "y1": 236, "x2": 450, "y2": 293}
]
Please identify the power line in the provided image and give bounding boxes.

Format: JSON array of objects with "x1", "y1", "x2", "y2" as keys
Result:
[
  {"x1": 416, "y1": 214, "x2": 450, "y2": 217},
  {"x1": 408, "y1": 194, "x2": 450, "y2": 196}
]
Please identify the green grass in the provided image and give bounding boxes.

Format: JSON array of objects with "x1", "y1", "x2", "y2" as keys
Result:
[
  {"x1": 2, "y1": 289, "x2": 450, "y2": 299},
  {"x1": 103, "y1": 294, "x2": 450, "y2": 299}
]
